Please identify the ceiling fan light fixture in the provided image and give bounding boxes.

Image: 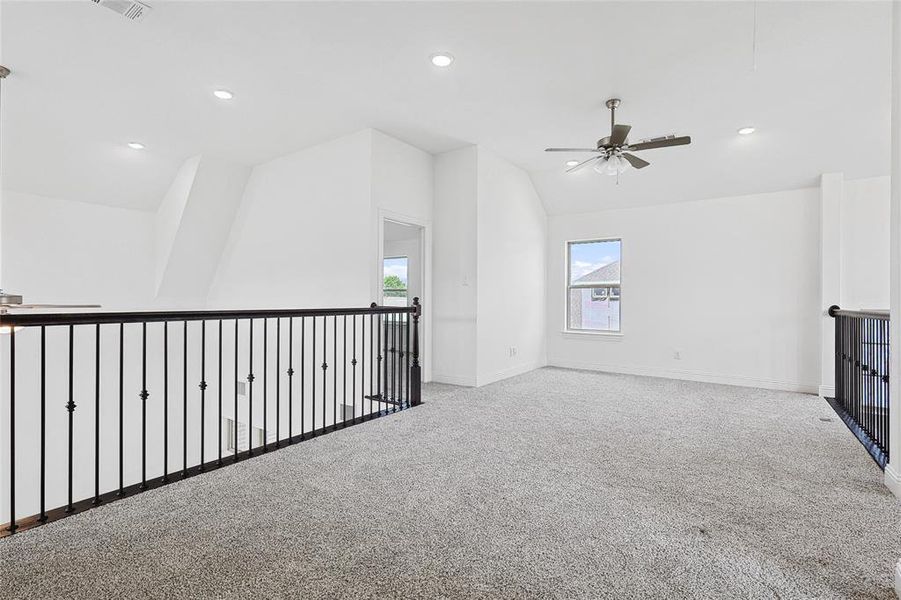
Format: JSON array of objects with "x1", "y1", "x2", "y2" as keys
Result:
[
  {"x1": 595, "y1": 155, "x2": 628, "y2": 176},
  {"x1": 737, "y1": 126, "x2": 756, "y2": 135}
]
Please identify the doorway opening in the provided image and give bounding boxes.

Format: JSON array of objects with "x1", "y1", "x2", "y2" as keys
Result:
[{"x1": 381, "y1": 218, "x2": 425, "y2": 371}]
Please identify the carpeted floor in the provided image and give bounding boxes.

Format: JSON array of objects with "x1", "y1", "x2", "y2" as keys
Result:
[{"x1": 1, "y1": 367, "x2": 899, "y2": 599}]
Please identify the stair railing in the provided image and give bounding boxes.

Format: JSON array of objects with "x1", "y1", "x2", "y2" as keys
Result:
[{"x1": 0, "y1": 299, "x2": 422, "y2": 535}]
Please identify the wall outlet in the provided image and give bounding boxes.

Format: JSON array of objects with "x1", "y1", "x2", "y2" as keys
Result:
[{"x1": 509, "y1": 346, "x2": 518, "y2": 357}]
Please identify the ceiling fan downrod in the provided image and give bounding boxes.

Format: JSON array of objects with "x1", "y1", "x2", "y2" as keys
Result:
[{"x1": 606, "y1": 98, "x2": 620, "y2": 136}]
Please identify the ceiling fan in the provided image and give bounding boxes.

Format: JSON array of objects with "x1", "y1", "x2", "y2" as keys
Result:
[
  {"x1": 0, "y1": 67, "x2": 101, "y2": 319},
  {"x1": 545, "y1": 98, "x2": 691, "y2": 175}
]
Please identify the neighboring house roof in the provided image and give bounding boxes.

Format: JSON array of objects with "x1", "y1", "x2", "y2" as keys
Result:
[{"x1": 574, "y1": 260, "x2": 621, "y2": 285}]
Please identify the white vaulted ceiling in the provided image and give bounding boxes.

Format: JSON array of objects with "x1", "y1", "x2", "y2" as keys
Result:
[{"x1": 0, "y1": 1, "x2": 892, "y2": 214}]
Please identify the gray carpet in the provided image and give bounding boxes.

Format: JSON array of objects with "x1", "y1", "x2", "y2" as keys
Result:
[{"x1": 1, "y1": 367, "x2": 899, "y2": 599}]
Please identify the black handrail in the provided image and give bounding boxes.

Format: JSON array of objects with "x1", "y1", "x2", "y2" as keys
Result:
[
  {"x1": 1, "y1": 299, "x2": 423, "y2": 536},
  {"x1": 827, "y1": 305, "x2": 889, "y2": 469},
  {"x1": 0, "y1": 305, "x2": 411, "y2": 327}
]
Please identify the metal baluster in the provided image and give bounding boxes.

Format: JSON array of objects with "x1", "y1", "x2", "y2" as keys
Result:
[
  {"x1": 120, "y1": 323, "x2": 126, "y2": 490},
  {"x1": 141, "y1": 323, "x2": 149, "y2": 488},
  {"x1": 392, "y1": 312, "x2": 397, "y2": 411},
  {"x1": 411, "y1": 298, "x2": 422, "y2": 407},
  {"x1": 334, "y1": 315, "x2": 338, "y2": 428},
  {"x1": 200, "y1": 320, "x2": 207, "y2": 470},
  {"x1": 352, "y1": 315, "x2": 357, "y2": 423},
  {"x1": 162, "y1": 323, "x2": 169, "y2": 483},
  {"x1": 383, "y1": 310, "x2": 389, "y2": 412},
  {"x1": 218, "y1": 320, "x2": 223, "y2": 466},
  {"x1": 405, "y1": 311, "x2": 411, "y2": 407},
  {"x1": 276, "y1": 318, "x2": 281, "y2": 448},
  {"x1": 234, "y1": 319, "x2": 239, "y2": 458},
  {"x1": 376, "y1": 306, "x2": 382, "y2": 413},
  {"x1": 7, "y1": 328, "x2": 15, "y2": 531},
  {"x1": 370, "y1": 311, "x2": 374, "y2": 417},
  {"x1": 322, "y1": 316, "x2": 328, "y2": 431},
  {"x1": 298, "y1": 317, "x2": 303, "y2": 440},
  {"x1": 312, "y1": 316, "x2": 316, "y2": 436},
  {"x1": 39, "y1": 326, "x2": 46, "y2": 522},
  {"x1": 66, "y1": 325, "x2": 75, "y2": 512},
  {"x1": 182, "y1": 321, "x2": 188, "y2": 476},
  {"x1": 263, "y1": 318, "x2": 268, "y2": 451},
  {"x1": 248, "y1": 319, "x2": 255, "y2": 457},
  {"x1": 93, "y1": 324, "x2": 101, "y2": 504},
  {"x1": 290, "y1": 318, "x2": 296, "y2": 442}
]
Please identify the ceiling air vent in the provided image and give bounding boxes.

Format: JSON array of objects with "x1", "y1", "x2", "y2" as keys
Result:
[{"x1": 90, "y1": 0, "x2": 152, "y2": 22}]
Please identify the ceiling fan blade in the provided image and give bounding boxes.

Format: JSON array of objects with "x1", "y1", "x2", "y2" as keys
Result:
[
  {"x1": 566, "y1": 156, "x2": 602, "y2": 173},
  {"x1": 627, "y1": 135, "x2": 691, "y2": 152},
  {"x1": 545, "y1": 148, "x2": 603, "y2": 153},
  {"x1": 610, "y1": 124, "x2": 631, "y2": 147},
  {"x1": 621, "y1": 153, "x2": 650, "y2": 169}
]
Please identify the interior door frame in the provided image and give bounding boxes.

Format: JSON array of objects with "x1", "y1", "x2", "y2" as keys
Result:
[{"x1": 377, "y1": 209, "x2": 432, "y2": 383}]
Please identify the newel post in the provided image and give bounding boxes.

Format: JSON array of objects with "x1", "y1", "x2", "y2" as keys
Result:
[{"x1": 410, "y1": 297, "x2": 422, "y2": 406}]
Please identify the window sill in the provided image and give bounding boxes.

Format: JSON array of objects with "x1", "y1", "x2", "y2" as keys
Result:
[{"x1": 560, "y1": 330, "x2": 623, "y2": 340}]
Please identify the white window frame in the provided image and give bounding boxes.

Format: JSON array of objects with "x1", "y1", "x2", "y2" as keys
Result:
[{"x1": 565, "y1": 238, "x2": 623, "y2": 335}]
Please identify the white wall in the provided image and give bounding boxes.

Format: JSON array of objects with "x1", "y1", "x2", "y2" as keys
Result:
[
  {"x1": 547, "y1": 187, "x2": 822, "y2": 393},
  {"x1": 3, "y1": 190, "x2": 156, "y2": 308},
  {"x1": 156, "y1": 155, "x2": 250, "y2": 307},
  {"x1": 432, "y1": 146, "x2": 547, "y2": 386},
  {"x1": 841, "y1": 176, "x2": 891, "y2": 310},
  {"x1": 432, "y1": 146, "x2": 479, "y2": 386},
  {"x1": 209, "y1": 130, "x2": 374, "y2": 309},
  {"x1": 476, "y1": 148, "x2": 547, "y2": 385}
]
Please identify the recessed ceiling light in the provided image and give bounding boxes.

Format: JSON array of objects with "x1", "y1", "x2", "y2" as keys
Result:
[
  {"x1": 565, "y1": 160, "x2": 580, "y2": 167},
  {"x1": 737, "y1": 127, "x2": 756, "y2": 135},
  {"x1": 213, "y1": 89, "x2": 234, "y2": 100},
  {"x1": 127, "y1": 142, "x2": 145, "y2": 150},
  {"x1": 430, "y1": 53, "x2": 454, "y2": 67}
]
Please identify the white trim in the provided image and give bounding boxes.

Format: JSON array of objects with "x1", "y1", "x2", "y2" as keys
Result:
[
  {"x1": 377, "y1": 208, "x2": 433, "y2": 383},
  {"x1": 885, "y1": 463, "x2": 901, "y2": 499},
  {"x1": 818, "y1": 385, "x2": 835, "y2": 398},
  {"x1": 565, "y1": 237, "x2": 623, "y2": 335},
  {"x1": 561, "y1": 330, "x2": 623, "y2": 340},
  {"x1": 548, "y1": 359, "x2": 819, "y2": 394},
  {"x1": 895, "y1": 559, "x2": 901, "y2": 599},
  {"x1": 431, "y1": 373, "x2": 477, "y2": 387},
  {"x1": 477, "y1": 361, "x2": 545, "y2": 387}
]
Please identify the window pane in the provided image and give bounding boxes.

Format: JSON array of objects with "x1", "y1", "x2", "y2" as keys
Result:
[
  {"x1": 383, "y1": 256, "x2": 408, "y2": 307},
  {"x1": 568, "y1": 239, "x2": 621, "y2": 332},
  {"x1": 569, "y1": 240, "x2": 621, "y2": 285},
  {"x1": 569, "y1": 288, "x2": 620, "y2": 331}
]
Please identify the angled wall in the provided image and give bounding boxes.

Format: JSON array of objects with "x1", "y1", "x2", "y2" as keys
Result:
[{"x1": 155, "y1": 155, "x2": 250, "y2": 307}]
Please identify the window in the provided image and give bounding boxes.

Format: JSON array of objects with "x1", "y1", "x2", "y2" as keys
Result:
[
  {"x1": 383, "y1": 256, "x2": 408, "y2": 307},
  {"x1": 567, "y1": 239, "x2": 622, "y2": 332}
]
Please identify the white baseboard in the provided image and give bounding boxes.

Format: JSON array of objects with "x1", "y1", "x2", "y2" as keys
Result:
[
  {"x1": 431, "y1": 373, "x2": 477, "y2": 387},
  {"x1": 548, "y1": 359, "x2": 819, "y2": 394},
  {"x1": 477, "y1": 361, "x2": 545, "y2": 387},
  {"x1": 818, "y1": 385, "x2": 835, "y2": 398},
  {"x1": 895, "y1": 559, "x2": 901, "y2": 599},
  {"x1": 432, "y1": 361, "x2": 546, "y2": 388},
  {"x1": 885, "y1": 463, "x2": 901, "y2": 500}
]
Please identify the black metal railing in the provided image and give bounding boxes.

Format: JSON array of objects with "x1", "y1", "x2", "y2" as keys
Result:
[
  {"x1": 828, "y1": 305, "x2": 889, "y2": 469},
  {"x1": 0, "y1": 299, "x2": 422, "y2": 536}
]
